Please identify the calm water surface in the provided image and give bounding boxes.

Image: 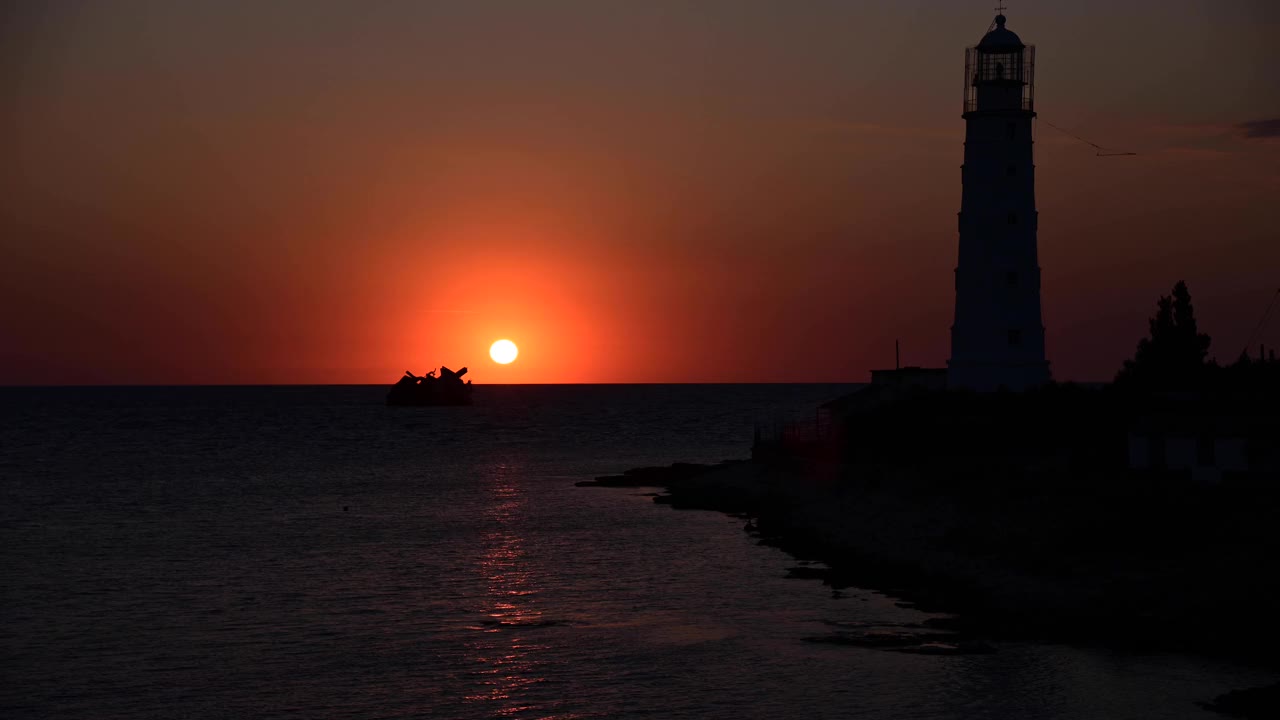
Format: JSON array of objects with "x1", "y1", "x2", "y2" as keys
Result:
[{"x1": 1, "y1": 385, "x2": 1273, "y2": 718}]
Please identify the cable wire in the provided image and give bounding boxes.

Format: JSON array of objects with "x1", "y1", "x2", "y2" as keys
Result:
[
  {"x1": 1243, "y1": 287, "x2": 1280, "y2": 355},
  {"x1": 1041, "y1": 120, "x2": 1137, "y2": 157}
]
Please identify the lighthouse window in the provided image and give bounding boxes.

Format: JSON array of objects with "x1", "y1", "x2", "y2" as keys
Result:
[
  {"x1": 1008, "y1": 329, "x2": 1023, "y2": 347},
  {"x1": 1006, "y1": 122, "x2": 1016, "y2": 140},
  {"x1": 1008, "y1": 212, "x2": 1017, "y2": 225},
  {"x1": 1006, "y1": 271, "x2": 1018, "y2": 288},
  {"x1": 1007, "y1": 164, "x2": 1017, "y2": 176}
]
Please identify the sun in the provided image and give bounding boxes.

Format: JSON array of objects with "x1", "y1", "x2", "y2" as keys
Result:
[{"x1": 489, "y1": 339, "x2": 518, "y2": 365}]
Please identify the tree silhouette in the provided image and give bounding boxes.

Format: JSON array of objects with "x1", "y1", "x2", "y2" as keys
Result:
[{"x1": 1115, "y1": 280, "x2": 1212, "y2": 389}]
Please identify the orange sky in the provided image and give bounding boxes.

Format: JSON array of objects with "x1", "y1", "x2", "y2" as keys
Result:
[{"x1": 2, "y1": 1, "x2": 1278, "y2": 384}]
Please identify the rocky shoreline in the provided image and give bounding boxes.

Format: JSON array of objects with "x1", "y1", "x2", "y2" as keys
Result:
[{"x1": 579, "y1": 458, "x2": 1280, "y2": 717}]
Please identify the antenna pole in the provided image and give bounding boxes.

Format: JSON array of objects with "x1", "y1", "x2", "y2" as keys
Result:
[{"x1": 895, "y1": 339, "x2": 901, "y2": 370}]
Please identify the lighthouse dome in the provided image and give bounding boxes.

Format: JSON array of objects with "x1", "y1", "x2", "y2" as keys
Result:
[{"x1": 978, "y1": 15, "x2": 1024, "y2": 50}]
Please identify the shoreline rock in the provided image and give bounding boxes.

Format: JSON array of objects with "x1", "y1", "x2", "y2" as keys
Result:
[
  {"x1": 579, "y1": 458, "x2": 1280, "y2": 670},
  {"x1": 574, "y1": 462, "x2": 735, "y2": 488},
  {"x1": 1201, "y1": 682, "x2": 1280, "y2": 719}
]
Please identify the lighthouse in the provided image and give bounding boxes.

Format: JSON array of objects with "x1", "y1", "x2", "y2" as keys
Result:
[{"x1": 947, "y1": 13, "x2": 1051, "y2": 391}]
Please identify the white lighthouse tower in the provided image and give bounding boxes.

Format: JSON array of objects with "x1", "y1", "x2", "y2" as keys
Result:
[{"x1": 947, "y1": 12, "x2": 1051, "y2": 391}]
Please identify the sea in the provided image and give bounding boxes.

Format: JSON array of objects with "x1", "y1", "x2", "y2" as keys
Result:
[{"x1": 1, "y1": 384, "x2": 1274, "y2": 719}]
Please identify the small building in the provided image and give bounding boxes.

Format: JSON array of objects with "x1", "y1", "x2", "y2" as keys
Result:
[
  {"x1": 752, "y1": 367, "x2": 940, "y2": 459},
  {"x1": 869, "y1": 367, "x2": 948, "y2": 392},
  {"x1": 1128, "y1": 413, "x2": 1273, "y2": 484}
]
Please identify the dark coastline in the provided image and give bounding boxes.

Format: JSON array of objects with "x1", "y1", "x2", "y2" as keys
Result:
[{"x1": 580, "y1": 458, "x2": 1280, "y2": 713}]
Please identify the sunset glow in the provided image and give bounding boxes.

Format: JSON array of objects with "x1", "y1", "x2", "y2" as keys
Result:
[
  {"x1": 1, "y1": 2, "x2": 1276, "y2": 385},
  {"x1": 490, "y1": 340, "x2": 519, "y2": 365}
]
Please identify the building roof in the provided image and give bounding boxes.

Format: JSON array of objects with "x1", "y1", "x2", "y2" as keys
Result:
[{"x1": 978, "y1": 15, "x2": 1024, "y2": 50}]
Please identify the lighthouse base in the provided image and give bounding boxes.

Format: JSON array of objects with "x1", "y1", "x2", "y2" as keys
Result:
[{"x1": 947, "y1": 361, "x2": 1051, "y2": 393}]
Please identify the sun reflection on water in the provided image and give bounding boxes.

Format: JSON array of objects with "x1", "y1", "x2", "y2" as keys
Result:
[{"x1": 463, "y1": 462, "x2": 557, "y2": 714}]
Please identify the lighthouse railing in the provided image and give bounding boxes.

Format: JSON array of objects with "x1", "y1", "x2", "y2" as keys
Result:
[{"x1": 964, "y1": 45, "x2": 1035, "y2": 114}]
